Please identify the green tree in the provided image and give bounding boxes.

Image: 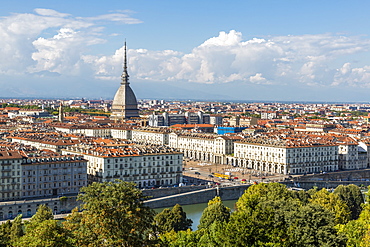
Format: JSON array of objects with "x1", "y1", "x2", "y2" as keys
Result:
[
  {"x1": 218, "y1": 183, "x2": 345, "y2": 246},
  {"x1": 197, "y1": 220, "x2": 226, "y2": 246},
  {"x1": 221, "y1": 198, "x2": 293, "y2": 246},
  {"x1": 284, "y1": 203, "x2": 346, "y2": 246},
  {"x1": 338, "y1": 189, "x2": 370, "y2": 246},
  {"x1": 334, "y1": 184, "x2": 364, "y2": 220},
  {"x1": 29, "y1": 204, "x2": 54, "y2": 224},
  {"x1": 310, "y1": 188, "x2": 351, "y2": 224},
  {"x1": 154, "y1": 204, "x2": 193, "y2": 233},
  {"x1": 0, "y1": 220, "x2": 12, "y2": 247},
  {"x1": 236, "y1": 182, "x2": 294, "y2": 211},
  {"x1": 63, "y1": 180, "x2": 157, "y2": 247},
  {"x1": 9, "y1": 214, "x2": 24, "y2": 244},
  {"x1": 14, "y1": 220, "x2": 74, "y2": 247},
  {"x1": 160, "y1": 229, "x2": 199, "y2": 247},
  {"x1": 198, "y1": 196, "x2": 230, "y2": 230}
]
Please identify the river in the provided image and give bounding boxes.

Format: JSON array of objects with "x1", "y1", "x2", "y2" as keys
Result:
[{"x1": 154, "y1": 200, "x2": 237, "y2": 230}]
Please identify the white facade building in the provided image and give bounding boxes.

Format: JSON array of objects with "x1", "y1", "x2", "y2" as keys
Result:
[
  {"x1": 231, "y1": 135, "x2": 339, "y2": 175},
  {"x1": 131, "y1": 128, "x2": 171, "y2": 145},
  {"x1": 63, "y1": 145, "x2": 183, "y2": 188}
]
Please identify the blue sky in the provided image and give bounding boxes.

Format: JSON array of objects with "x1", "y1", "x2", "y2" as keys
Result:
[{"x1": 1, "y1": 0, "x2": 370, "y2": 102}]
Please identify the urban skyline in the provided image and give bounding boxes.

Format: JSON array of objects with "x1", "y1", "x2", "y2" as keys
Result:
[{"x1": 1, "y1": 1, "x2": 370, "y2": 102}]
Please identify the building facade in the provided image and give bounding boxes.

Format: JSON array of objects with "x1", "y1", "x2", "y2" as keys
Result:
[
  {"x1": 63, "y1": 145, "x2": 183, "y2": 188},
  {"x1": 0, "y1": 151, "x2": 22, "y2": 201},
  {"x1": 21, "y1": 155, "x2": 87, "y2": 198}
]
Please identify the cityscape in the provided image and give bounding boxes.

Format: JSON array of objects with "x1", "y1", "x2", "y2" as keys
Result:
[{"x1": 2, "y1": 0, "x2": 370, "y2": 246}]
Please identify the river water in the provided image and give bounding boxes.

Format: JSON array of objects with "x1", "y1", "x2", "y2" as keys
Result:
[{"x1": 154, "y1": 200, "x2": 237, "y2": 230}]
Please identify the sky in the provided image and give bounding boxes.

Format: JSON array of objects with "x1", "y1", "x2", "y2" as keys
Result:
[{"x1": 1, "y1": 0, "x2": 370, "y2": 102}]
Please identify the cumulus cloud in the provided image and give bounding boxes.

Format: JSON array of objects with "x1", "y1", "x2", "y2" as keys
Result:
[
  {"x1": 332, "y1": 63, "x2": 370, "y2": 87},
  {"x1": 1, "y1": 7, "x2": 370, "y2": 92},
  {"x1": 249, "y1": 73, "x2": 269, "y2": 84},
  {"x1": 30, "y1": 28, "x2": 105, "y2": 75},
  {"x1": 86, "y1": 30, "x2": 369, "y2": 88},
  {"x1": 0, "y1": 8, "x2": 141, "y2": 76}
]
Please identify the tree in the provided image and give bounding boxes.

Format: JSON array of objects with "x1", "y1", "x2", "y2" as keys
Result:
[
  {"x1": 160, "y1": 229, "x2": 199, "y2": 247},
  {"x1": 11, "y1": 204, "x2": 74, "y2": 247},
  {"x1": 236, "y1": 182, "x2": 294, "y2": 211},
  {"x1": 29, "y1": 204, "x2": 54, "y2": 224},
  {"x1": 217, "y1": 183, "x2": 345, "y2": 246},
  {"x1": 339, "y1": 190, "x2": 370, "y2": 246},
  {"x1": 63, "y1": 180, "x2": 157, "y2": 247},
  {"x1": 310, "y1": 188, "x2": 351, "y2": 224},
  {"x1": 284, "y1": 203, "x2": 346, "y2": 246},
  {"x1": 334, "y1": 184, "x2": 364, "y2": 220},
  {"x1": 0, "y1": 220, "x2": 12, "y2": 247},
  {"x1": 154, "y1": 204, "x2": 193, "y2": 233},
  {"x1": 198, "y1": 196, "x2": 230, "y2": 230},
  {"x1": 221, "y1": 198, "x2": 293, "y2": 246},
  {"x1": 14, "y1": 220, "x2": 74, "y2": 247}
]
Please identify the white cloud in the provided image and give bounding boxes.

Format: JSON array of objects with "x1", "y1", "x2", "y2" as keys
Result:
[
  {"x1": 332, "y1": 63, "x2": 370, "y2": 87},
  {"x1": 1, "y1": 8, "x2": 370, "y2": 93},
  {"x1": 84, "y1": 13, "x2": 142, "y2": 24},
  {"x1": 249, "y1": 73, "x2": 268, "y2": 84},
  {"x1": 34, "y1": 8, "x2": 70, "y2": 17},
  {"x1": 88, "y1": 30, "x2": 368, "y2": 88},
  {"x1": 30, "y1": 28, "x2": 105, "y2": 75},
  {"x1": 0, "y1": 8, "x2": 141, "y2": 76}
]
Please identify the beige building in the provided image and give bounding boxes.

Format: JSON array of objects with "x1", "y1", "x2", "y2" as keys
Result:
[
  {"x1": 131, "y1": 127, "x2": 171, "y2": 145},
  {"x1": 169, "y1": 132, "x2": 241, "y2": 164},
  {"x1": 111, "y1": 126, "x2": 132, "y2": 140},
  {"x1": 63, "y1": 145, "x2": 183, "y2": 188},
  {"x1": 231, "y1": 135, "x2": 339, "y2": 175}
]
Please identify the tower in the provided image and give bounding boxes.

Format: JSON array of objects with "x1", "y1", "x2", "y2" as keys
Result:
[
  {"x1": 110, "y1": 42, "x2": 139, "y2": 121},
  {"x1": 58, "y1": 102, "x2": 64, "y2": 123}
]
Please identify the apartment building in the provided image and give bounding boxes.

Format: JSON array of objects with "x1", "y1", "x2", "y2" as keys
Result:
[
  {"x1": 131, "y1": 127, "x2": 171, "y2": 145},
  {"x1": 169, "y1": 132, "x2": 241, "y2": 164},
  {"x1": 62, "y1": 145, "x2": 183, "y2": 187},
  {"x1": 232, "y1": 135, "x2": 339, "y2": 175},
  {"x1": 21, "y1": 154, "x2": 87, "y2": 198},
  {"x1": 0, "y1": 150, "x2": 22, "y2": 201}
]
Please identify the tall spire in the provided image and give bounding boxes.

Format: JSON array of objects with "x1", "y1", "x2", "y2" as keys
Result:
[
  {"x1": 58, "y1": 102, "x2": 64, "y2": 123},
  {"x1": 121, "y1": 41, "x2": 129, "y2": 85}
]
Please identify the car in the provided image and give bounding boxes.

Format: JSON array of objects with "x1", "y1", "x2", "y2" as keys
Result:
[
  {"x1": 195, "y1": 171, "x2": 201, "y2": 175},
  {"x1": 208, "y1": 174, "x2": 214, "y2": 178},
  {"x1": 233, "y1": 177, "x2": 239, "y2": 179}
]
